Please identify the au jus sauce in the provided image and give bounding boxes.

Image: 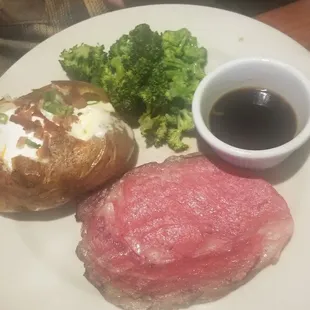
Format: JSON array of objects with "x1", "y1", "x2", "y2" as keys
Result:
[{"x1": 209, "y1": 88, "x2": 297, "y2": 150}]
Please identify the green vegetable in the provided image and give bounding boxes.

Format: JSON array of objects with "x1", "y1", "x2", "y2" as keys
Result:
[
  {"x1": 43, "y1": 100, "x2": 73, "y2": 116},
  {"x1": 101, "y1": 24, "x2": 163, "y2": 116},
  {"x1": 167, "y1": 109, "x2": 195, "y2": 152},
  {"x1": 59, "y1": 24, "x2": 208, "y2": 151},
  {"x1": 25, "y1": 139, "x2": 41, "y2": 149},
  {"x1": 59, "y1": 44, "x2": 107, "y2": 84},
  {"x1": 42, "y1": 90, "x2": 74, "y2": 116},
  {"x1": 137, "y1": 28, "x2": 207, "y2": 150},
  {"x1": 0, "y1": 113, "x2": 8, "y2": 124},
  {"x1": 161, "y1": 28, "x2": 207, "y2": 104},
  {"x1": 43, "y1": 90, "x2": 57, "y2": 102},
  {"x1": 87, "y1": 101, "x2": 100, "y2": 105},
  {"x1": 139, "y1": 108, "x2": 194, "y2": 151}
]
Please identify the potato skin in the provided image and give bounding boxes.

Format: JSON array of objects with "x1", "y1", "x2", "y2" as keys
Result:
[{"x1": 0, "y1": 81, "x2": 135, "y2": 212}]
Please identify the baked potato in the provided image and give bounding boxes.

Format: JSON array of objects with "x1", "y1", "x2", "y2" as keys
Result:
[{"x1": 0, "y1": 81, "x2": 135, "y2": 212}]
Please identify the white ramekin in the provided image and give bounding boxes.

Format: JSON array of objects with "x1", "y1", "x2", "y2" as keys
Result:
[{"x1": 192, "y1": 58, "x2": 310, "y2": 170}]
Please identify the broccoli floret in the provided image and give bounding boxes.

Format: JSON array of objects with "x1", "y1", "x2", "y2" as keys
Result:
[
  {"x1": 59, "y1": 25, "x2": 208, "y2": 152},
  {"x1": 178, "y1": 109, "x2": 195, "y2": 132},
  {"x1": 139, "y1": 113, "x2": 168, "y2": 147},
  {"x1": 167, "y1": 129, "x2": 188, "y2": 152},
  {"x1": 126, "y1": 24, "x2": 163, "y2": 68},
  {"x1": 100, "y1": 24, "x2": 163, "y2": 118},
  {"x1": 162, "y1": 28, "x2": 207, "y2": 63},
  {"x1": 139, "y1": 112, "x2": 156, "y2": 137},
  {"x1": 167, "y1": 109, "x2": 194, "y2": 152},
  {"x1": 162, "y1": 28, "x2": 207, "y2": 104},
  {"x1": 109, "y1": 34, "x2": 131, "y2": 61},
  {"x1": 141, "y1": 28, "x2": 207, "y2": 111},
  {"x1": 108, "y1": 24, "x2": 162, "y2": 79},
  {"x1": 59, "y1": 44, "x2": 107, "y2": 84},
  {"x1": 162, "y1": 28, "x2": 191, "y2": 58},
  {"x1": 109, "y1": 24, "x2": 162, "y2": 65},
  {"x1": 101, "y1": 66, "x2": 143, "y2": 117},
  {"x1": 138, "y1": 27, "x2": 206, "y2": 150},
  {"x1": 139, "y1": 61, "x2": 170, "y2": 113},
  {"x1": 154, "y1": 120, "x2": 168, "y2": 146},
  {"x1": 139, "y1": 108, "x2": 194, "y2": 151},
  {"x1": 138, "y1": 61, "x2": 171, "y2": 147}
]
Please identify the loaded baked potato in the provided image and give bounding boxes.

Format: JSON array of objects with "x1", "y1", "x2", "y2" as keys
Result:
[{"x1": 0, "y1": 81, "x2": 135, "y2": 212}]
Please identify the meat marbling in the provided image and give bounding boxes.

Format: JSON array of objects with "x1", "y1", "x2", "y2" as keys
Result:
[{"x1": 76, "y1": 153, "x2": 294, "y2": 310}]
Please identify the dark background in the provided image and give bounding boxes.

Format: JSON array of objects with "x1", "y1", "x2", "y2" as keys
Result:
[{"x1": 128, "y1": 0, "x2": 296, "y2": 16}]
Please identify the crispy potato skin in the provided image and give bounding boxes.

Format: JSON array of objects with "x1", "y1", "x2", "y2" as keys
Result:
[{"x1": 0, "y1": 81, "x2": 135, "y2": 212}]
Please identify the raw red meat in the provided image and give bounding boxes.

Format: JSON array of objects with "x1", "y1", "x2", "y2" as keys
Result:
[{"x1": 77, "y1": 153, "x2": 294, "y2": 310}]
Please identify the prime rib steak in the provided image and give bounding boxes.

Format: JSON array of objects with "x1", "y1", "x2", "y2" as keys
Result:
[{"x1": 76, "y1": 153, "x2": 294, "y2": 310}]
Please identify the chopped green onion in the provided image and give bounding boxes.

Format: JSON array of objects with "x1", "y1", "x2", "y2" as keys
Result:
[
  {"x1": 87, "y1": 101, "x2": 99, "y2": 105},
  {"x1": 42, "y1": 90, "x2": 73, "y2": 116},
  {"x1": 25, "y1": 139, "x2": 41, "y2": 149},
  {"x1": 43, "y1": 100, "x2": 73, "y2": 116},
  {"x1": 43, "y1": 90, "x2": 57, "y2": 102},
  {"x1": 0, "y1": 113, "x2": 8, "y2": 124}
]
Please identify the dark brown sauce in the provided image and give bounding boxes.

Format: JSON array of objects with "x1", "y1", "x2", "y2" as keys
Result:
[{"x1": 209, "y1": 88, "x2": 297, "y2": 150}]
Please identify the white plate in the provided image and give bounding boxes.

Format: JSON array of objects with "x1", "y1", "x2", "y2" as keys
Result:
[{"x1": 1, "y1": 4, "x2": 310, "y2": 310}]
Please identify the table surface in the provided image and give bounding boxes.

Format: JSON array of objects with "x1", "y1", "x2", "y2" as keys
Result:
[{"x1": 257, "y1": 0, "x2": 310, "y2": 50}]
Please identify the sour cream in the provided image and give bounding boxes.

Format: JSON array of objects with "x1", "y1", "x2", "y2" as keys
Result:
[
  {"x1": 0, "y1": 108, "x2": 41, "y2": 169},
  {"x1": 0, "y1": 101, "x2": 119, "y2": 170},
  {"x1": 70, "y1": 102, "x2": 115, "y2": 141}
]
